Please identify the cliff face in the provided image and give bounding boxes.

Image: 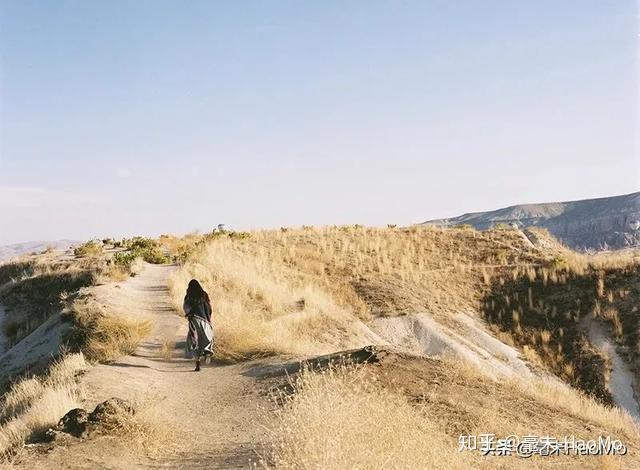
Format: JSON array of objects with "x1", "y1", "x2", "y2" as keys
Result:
[{"x1": 421, "y1": 192, "x2": 640, "y2": 251}]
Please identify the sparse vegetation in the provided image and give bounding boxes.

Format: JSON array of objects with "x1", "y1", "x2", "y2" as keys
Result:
[
  {"x1": 482, "y1": 254, "x2": 640, "y2": 400},
  {"x1": 3, "y1": 225, "x2": 638, "y2": 467},
  {"x1": 122, "y1": 237, "x2": 170, "y2": 265},
  {"x1": 266, "y1": 352, "x2": 639, "y2": 469},
  {"x1": 64, "y1": 296, "x2": 152, "y2": 363},
  {"x1": 0, "y1": 353, "x2": 87, "y2": 461},
  {"x1": 169, "y1": 225, "x2": 640, "y2": 408},
  {"x1": 169, "y1": 226, "x2": 548, "y2": 362},
  {"x1": 0, "y1": 257, "x2": 101, "y2": 346},
  {"x1": 267, "y1": 363, "x2": 472, "y2": 468},
  {"x1": 73, "y1": 240, "x2": 103, "y2": 258}
]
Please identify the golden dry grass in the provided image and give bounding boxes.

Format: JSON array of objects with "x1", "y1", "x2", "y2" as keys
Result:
[
  {"x1": 266, "y1": 363, "x2": 473, "y2": 469},
  {"x1": 95, "y1": 394, "x2": 177, "y2": 457},
  {"x1": 65, "y1": 297, "x2": 152, "y2": 363},
  {"x1": 482, "y1": 251, "x2": 640, "y2": 398},
  {"x1": 0, "y1": 353, "x2": 87, "y2": 461},
  {"x1": 265, "y1": 353, "x2": 639, "y2": 469},
  {"x1": 168, "y1": 226, "x2": 549, "y2": 361},
  {"x1": 0, "y1": 255, "x2": 101, "y2": 346},
  {"x1": 160, "y1": 336, "x2": 175, "y2": 360},
  {"x1": 169, "y1": 226, "x2": 639, "y2": 397}
]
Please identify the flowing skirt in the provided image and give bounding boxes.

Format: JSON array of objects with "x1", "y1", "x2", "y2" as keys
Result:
[{"x1": 186, "y1": 316, "x2": 214, "y2": 358}]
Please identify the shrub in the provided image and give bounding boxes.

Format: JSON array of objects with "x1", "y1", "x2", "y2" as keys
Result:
[
  {"x1": 73, "y1": 241, "x2": 103, "y2": 257},
  {"x1": 138, "y1": 247, "x2": 170, "y2": 264},
  {"x1": 112, "y1": 251, "x2": 138, "y2": 268},
  {"x1": 116, "y1": 237, "x2": 170, "y2": 265},
  {"x1": 126, "y1": 237, "x2": 157, "y2": 251}
]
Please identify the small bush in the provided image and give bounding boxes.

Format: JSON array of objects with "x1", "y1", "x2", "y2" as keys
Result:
[
  {"x1": 73, "y1": 241, "x2": 103, "y2": 257},
  {"x1": 138, "y1": 247, "x2": 170, "y2": 264},
  {"x1": 114, "y1": 237, "x2": 170, "y2": 265},
  {"x1": 126, "y1": 237, "x2": 157, "y2": 251},
  {"x1": 112, "y1": 251, "x2": 138, "y2": 268}
]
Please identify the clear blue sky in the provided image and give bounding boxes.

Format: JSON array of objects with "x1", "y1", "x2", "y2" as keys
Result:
[{"x1": 0, "y1": 0, "x2": 638, "y2": 244}]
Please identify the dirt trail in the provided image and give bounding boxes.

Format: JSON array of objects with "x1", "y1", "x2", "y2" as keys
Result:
[{"x1": 25, "y1": 263, "x2": 274, "y2": 469}]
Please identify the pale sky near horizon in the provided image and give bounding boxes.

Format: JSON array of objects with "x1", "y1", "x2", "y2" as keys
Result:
[{"x1": 0, "y1": 1, "x2": 638, "y2": 245}]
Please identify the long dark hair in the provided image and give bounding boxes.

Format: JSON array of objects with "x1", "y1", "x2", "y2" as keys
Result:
[{"x1": 185, "y1": 279, "x2": 209, "y2": 304}]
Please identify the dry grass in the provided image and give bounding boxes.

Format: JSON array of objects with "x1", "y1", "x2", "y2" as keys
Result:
[
  {"x1": 266, "y1": 363, "x2": 473, "y2": 469},
  {"x1": 96, "y1": 394, "x2": 176, "y2": 457},
  {"x1": 509, "y1": 377, "x2": 640, "y2": 440},
  {"x1": 265, "y1": 353, "x2": 639, "y2": 469},
  {"x1": 168, "y1": 226, "x2": 548, "y2": 362},
  {"x1": 65, "y1": 297, "x2": 152, "y2": 363},
  {"x1": 160, "y1": 336, "x2": 175, "y2": 360},
  {"x1": 0, "y1": 354, "x2": 87, "y2": 461},
  {"x1": 482, "y1": 252, "x2": 640, "y2": 398},
  {"x1": 0, "y1": 256, "x2": 101, "y2": 346},
  {"x1": 169, "y1": 225, "x2": 639, "y2": 403}
]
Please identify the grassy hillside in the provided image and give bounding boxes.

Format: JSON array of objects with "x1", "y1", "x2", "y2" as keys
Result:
[
  {"x1": 168, "y1": 226, "x2": 551, "y2": 361},
  {"x1": 482, "y1": 251, "x2": 640, "y2": 402},
  {"x1": 168, "y1": 226, "x2": 639, "y2": 400},
  {"x1": 0, "y1": 238, "x2": 160, "y2": 370},
  {"x1": 2, "y1": 226, "x2": 638, "y2": 467},
  {"x1": 265, "y1": 348, "x2": 639, "y2": 469}
]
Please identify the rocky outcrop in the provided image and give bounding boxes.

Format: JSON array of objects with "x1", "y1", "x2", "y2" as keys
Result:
[
  {"x1": 44, "y1": 397, "x2": 136, "y2": 442},
  {"x1": 421, "y1": 192, "x2": 640, "y2": 251}
]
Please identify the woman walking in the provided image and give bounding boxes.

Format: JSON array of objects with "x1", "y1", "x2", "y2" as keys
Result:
[{"x1": 183, "y1": 279, "x2": 214, "y2": 371}]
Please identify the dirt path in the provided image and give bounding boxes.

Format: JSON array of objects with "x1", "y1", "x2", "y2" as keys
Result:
[{"x1": 24, "y1": 263, "x2": 275, "y2": 469}]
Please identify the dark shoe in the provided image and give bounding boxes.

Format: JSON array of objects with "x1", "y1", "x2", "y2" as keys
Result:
[{"x1": 194, "y1": 361, "x2": 201, "y2": 372}]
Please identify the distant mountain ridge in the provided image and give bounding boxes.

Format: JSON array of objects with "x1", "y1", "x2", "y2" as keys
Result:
[
  {"x1": 0, "y1": 240, "x2": 79, "y2": 262},
  {"x1": 420, "y1": 192, "x2": 640, "y2": 251}
]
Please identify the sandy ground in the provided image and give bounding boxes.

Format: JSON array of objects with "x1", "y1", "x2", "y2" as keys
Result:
[
  {"x1": 370, "y1": 312, "x2": 533, "y2": 379},
  {"x1": 19, "y1": 264, "x2": 277, "y2": 469}
]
